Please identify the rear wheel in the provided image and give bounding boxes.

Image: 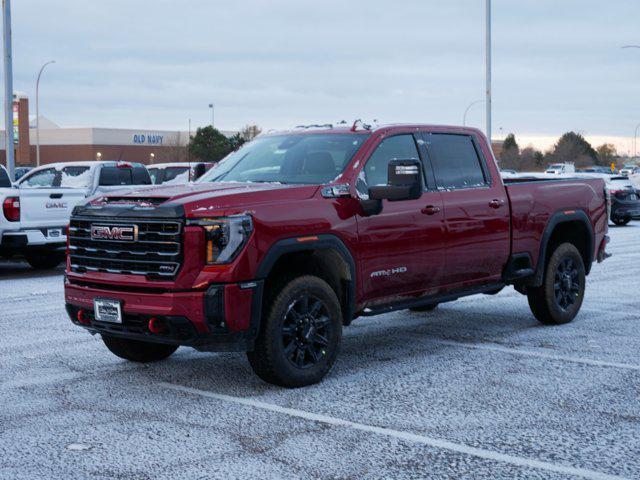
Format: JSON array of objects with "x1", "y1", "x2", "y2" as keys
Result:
[
  {"x1": 247, "y1": 275, "x2": 342, "y2": 388},
  {"x1": 102, "y1": 335, "x2": 178, "y2": 363},
  {"x1": 409, "y1": 303, "x2": 438, "y2": 312},
  {"x1": 527, "y1": 243, "x2": 585, "y2": 325},
  {"x1": 25, "y1": 251, "x2": 64, "y2": 270},
  {"x1": 612, "y1": 217, "x2": 630, "y2": 226}
]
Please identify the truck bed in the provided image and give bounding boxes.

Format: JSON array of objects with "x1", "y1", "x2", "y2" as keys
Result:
[{"x1": 505, "y1": 176, "x2": 608, "y2": 274}]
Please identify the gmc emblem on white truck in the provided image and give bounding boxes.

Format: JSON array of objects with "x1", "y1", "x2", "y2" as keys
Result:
[{"x1": 90, "y1": 225, "x2": 138, "y2": 241}]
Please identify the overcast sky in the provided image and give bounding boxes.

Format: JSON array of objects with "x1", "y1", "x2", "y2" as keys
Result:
[{"x1": 8, "y1": 0, "x2": 640, "y2": 152}]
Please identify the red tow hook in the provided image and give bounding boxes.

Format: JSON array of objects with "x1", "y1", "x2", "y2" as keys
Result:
[
  {"x1": 148, "y1": 317, "x2": 167, "y2": 334},
  {"x1": 76, "y1": 309, "x2": 90, "y2": 325}
]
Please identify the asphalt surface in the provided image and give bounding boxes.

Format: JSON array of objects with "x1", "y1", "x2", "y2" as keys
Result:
[{"x1": 1, "y1": 226, "x2": 639, "y2": 480}]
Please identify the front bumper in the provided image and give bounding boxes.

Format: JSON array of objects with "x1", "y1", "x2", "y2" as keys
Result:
[{"x1": 64, "y1": 279, "x2": 263, "y2": 352}]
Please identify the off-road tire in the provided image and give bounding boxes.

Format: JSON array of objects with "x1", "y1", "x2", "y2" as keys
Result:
[
  {"x1": 527, "y1": 243, "x2": 585, "y2": 325},
  {"x1": 409, "y1": 303, "x2": 438, "y2": 312},
  {"x1": 25, "y1": 252, "x2": 64, "y2": 270},
  {"x1": 102, "y1": 335, "x2": 178, "y2": 363},
  {"x1": 247, "y1": 275, "x2": 342, "y2": 388}
]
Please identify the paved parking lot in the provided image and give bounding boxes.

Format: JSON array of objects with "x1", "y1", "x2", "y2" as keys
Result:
[{"x1": 1, "y1": 226, "x2": 639, "y2": 480}]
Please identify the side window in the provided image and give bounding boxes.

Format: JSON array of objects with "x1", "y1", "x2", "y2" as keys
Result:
[
  {"x1": 0, "y1": 167, "x2": 10, "y2": 187},
  {"x1": 426, "y1": 134, "x2": 487, "y2": 189},
  {"x1": 363, "y1": 135, "x2": 421, "y2": 187},
  {"x1": 20, "y1": 168, "x2": 58, "y2": 188},
  {"x1": 148, "y1": 168, "x2": 160, "y2": 184}
]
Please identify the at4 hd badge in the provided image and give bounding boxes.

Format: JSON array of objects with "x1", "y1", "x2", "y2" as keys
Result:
[{"x1": 370, "y1": 266, "x2": 408, "y2": 278}]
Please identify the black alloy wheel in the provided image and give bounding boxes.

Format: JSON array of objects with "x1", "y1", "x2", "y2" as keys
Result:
[
  {"x1": 281, "y1": 294, "x2": 331, "y2": 369},
  {"x1": 553, "y1": 257, "x2": 581, "y2": 311}
]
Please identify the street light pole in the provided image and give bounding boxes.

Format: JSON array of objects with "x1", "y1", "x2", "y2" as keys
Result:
[
  {"x1": 485, "y1": 0, "x2": 492, "y2": 143},
  {"x1": 35, "y1": 60, "x2": 55, "y2": 167},
  {"x1": 463, "y1": 99, "x2": 483, "y2": 126},
  {"x1": 2, "y1": 0, "x2": 14, "y2": 180},
  {"x1": 208, "y1": 103, "x2": 214, "y2": 128},
  {"x1": 634, "y1": 123, "x2": 640, "y2": 159}
]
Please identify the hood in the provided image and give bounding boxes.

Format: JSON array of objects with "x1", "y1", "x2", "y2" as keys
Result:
[{"x1": 77, "y1": 182, "x2": 319, "y2": 218}]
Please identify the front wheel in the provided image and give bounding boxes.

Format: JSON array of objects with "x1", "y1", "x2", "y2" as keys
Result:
[
  {"x1": 527, "y1": 243, "x2": 585, "y2": 325},
  {"x1": 247, "y1": 275, "x2": 342, "y2": 388},
  {"x1": 102, "y1": 335, "x2": 178, "y2": 363}
]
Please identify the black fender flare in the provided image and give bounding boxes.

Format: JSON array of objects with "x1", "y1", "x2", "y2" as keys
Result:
[
  {"x1": 256, "y1": 234, "x2": 357, "y2": 325},
  {"x1": 531, "y1": 209, "x2": 594, "y2": 286}
]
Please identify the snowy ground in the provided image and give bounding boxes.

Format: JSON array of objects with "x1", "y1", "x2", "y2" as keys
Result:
[{"x1": 1, "y1": 226, "x2": 639, "y2": 480}]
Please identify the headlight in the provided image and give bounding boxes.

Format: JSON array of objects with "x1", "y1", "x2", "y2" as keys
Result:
[{"x1": 191, "y1": 215, "x2": 253, "y2": 264}]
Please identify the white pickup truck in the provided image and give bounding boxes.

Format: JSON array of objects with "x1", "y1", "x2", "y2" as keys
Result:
[{"x1": 1, "y1": 161, "x2": 152, "y2": 269}]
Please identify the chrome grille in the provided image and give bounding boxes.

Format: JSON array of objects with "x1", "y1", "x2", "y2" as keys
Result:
[{"x1": 68, "y1": 218, "x2": 182, "y2": 279}]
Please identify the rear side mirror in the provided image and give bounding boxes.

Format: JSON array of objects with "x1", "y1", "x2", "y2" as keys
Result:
[{"x1": 369, "y1": 159, "x2": 423, "y2": 201}]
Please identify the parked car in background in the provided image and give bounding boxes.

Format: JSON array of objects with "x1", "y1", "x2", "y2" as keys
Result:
[
  {"x1": 578, "y1": 166, "x2": 614, "y2": 175},
  {"x1": 14, "y1": 166, "x2": 33, "y2": 181},
  {"x1": 147, "y1": 162, "x2": 212, "y2": 185},
  {"x1": 619, "y1": 164, "x2": 638, "y2": 176},
  {"x1": 546, "y1": 163, "x2": 576, "y2": 175},
  {"x1": 1, "y1": 161, "x2": 152, "y2": 269},
  {"x1": 606, "y1": 176, "x2": 640, "y2": 226}
]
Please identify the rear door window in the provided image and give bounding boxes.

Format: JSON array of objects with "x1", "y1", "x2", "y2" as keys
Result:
[
  {"x1": 162, "y1": 167, "x2": 190, "y2": 184},
  {"x1": 59, "y1": 166, "x2": 91, "y2": 188},
  {"x1": 426, "y1": 134, "x2": 487, "y2": 189}
]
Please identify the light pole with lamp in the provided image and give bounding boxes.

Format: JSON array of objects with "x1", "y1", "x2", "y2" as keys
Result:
[
  {"x1": 463, "y1": 99, "x2": 484, "y2": 126},
  {"x1": 35, "y1": 60, "x2": 55, "y2": 167},
  {"x1": 208, "y1": 103, "x2": 214, "y2": 127}
]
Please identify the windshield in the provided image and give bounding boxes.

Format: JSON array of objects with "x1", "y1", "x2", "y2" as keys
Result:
[{"x1": 199, "y1": 133, "x2": 369, "y2": 185}]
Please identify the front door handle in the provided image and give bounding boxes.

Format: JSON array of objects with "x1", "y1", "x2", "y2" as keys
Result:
[
  {"x1": 421, "y1": 205, "x2": 441, "y2": 215},
  {"x1": 489, "y1": 198, "x2": 505, "y2": 209}
]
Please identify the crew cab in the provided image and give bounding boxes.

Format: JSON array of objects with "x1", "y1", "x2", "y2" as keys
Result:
[
  {"x1": 64, "y1": 125, "x2": 609, "y2": 387},
  {"x1": 1, "y1": 161, "x2": 151, "y2": 269}
]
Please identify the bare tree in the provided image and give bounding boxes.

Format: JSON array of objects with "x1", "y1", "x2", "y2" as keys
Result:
[{"x1": 241, "y1": 124, "x2": 262, "y2": 141}]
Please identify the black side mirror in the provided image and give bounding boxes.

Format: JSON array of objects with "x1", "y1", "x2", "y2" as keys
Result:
[{"x1": 369, "y1": 159, "x2": 422, "y2": 201}]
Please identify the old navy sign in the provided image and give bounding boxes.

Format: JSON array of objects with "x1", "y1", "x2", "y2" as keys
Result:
[{"x1": 132, "y1": 134, "x2": 164, "y2": 145}]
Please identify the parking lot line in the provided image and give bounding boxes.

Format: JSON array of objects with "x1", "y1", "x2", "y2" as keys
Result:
[
  {"x1": 160, "y1": 382, "x2": 628, "y2": 480},
  {"x1": 426, "y1": 339, "x2": 640, "y2": 371}
]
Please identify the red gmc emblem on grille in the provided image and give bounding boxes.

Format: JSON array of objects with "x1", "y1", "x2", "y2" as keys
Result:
[{"x1": 90, "y1": 225, "x2": 138, "y2": 241}]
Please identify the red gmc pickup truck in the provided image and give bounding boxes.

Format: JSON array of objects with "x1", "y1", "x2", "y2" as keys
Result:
[{"x1": 65, "y1": 124, "x2": 609, "y2": 387}]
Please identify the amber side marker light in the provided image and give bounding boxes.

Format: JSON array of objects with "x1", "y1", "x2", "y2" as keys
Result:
[{"x1": 297, "y1": 236, "x2": 319, "y2": 243}]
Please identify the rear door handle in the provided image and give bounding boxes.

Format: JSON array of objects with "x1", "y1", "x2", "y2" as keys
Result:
[
  {"x1": 49, "y1": 193, "x2": 63, "y2": 199},
  {"x1": 421, "y1": 205, "x2": 441, "y2": 215},
  {"x1": 489, "y1": 199, "x2": 504, "y2": 209}
]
